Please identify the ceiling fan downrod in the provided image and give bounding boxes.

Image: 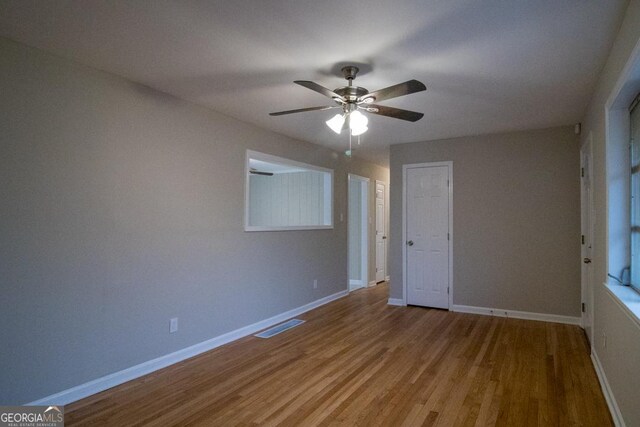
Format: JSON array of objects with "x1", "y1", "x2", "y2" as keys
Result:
[{"x1": 342, "y1": 65, "x2": 359, "y2": 86}]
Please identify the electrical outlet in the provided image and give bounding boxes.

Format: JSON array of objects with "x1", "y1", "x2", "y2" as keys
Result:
[
  {"x1": 313, "y1": 279, "x2": 318, "y2": 289},
  {"x1": 170, "y1": 317, "x2": 178, "y2": 333}
]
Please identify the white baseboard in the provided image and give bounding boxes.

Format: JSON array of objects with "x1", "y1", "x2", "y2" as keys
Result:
[
  {"x1": 387, "y1": 298, "x2": 405, "y2": 306},
  {"x1": 591, "y1": 349, "x2": 625, "y2": 426},
  {"x1": 451, "y1": 304, "x2": 581, "y2": 325},
  {"x1": 385, "y1": 275, "x2": 390, "y2": 282},
  {"x1": 349, "y1": 279, "x2": 366, "y2": 287},
  {"x1": 27, "y1": 289, "x2": 348, "y2": 406},
  {"x1": 368, "y1": 280, "x2": 377, "y2": 287}
]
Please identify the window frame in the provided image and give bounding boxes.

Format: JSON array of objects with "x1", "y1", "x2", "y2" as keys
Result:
[
  {"x1": 244, "y1": 150, "x2": 334, "y2": 232},
  {"x1": 630, "y1": 92, "x2": 640, "y2": 293}
]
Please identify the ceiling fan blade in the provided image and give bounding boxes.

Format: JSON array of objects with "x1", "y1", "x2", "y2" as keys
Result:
[
  {"x1": 294, "y1": 81, "x2": 344, "y2": 100},
  {"x1": 365, "y1": 104, "x2": 424, "y2": 122},
  {"x1": 269, "y1": 105, "x2": 338, "y2": 116},
  {"x1": 361, "y1": 80, "x2": 426, "y2": 103}
]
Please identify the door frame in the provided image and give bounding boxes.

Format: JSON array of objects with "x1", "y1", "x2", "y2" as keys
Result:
[
  {"x1": 402, "y1": 161, "x2": 454, "y2": 307},
  {"x1": 580, "y1": 133, "x2": 595, "y2": 339},
  {"x1": 348, "y1": 173, "x2": 370, "y2": 291},
  {"x1": 375, "y1": 180, "x2": 387, "y2": 283}
]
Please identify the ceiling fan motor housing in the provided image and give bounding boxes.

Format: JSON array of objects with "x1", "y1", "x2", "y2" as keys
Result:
[
  {"x1": 334, "y1": 86, "x2": 369, "y2": 102},
  {"x1": 337, "y1": 66, "x2": 372, "y2": 106}
]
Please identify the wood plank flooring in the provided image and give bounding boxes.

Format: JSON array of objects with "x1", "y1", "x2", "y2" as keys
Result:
[{"x1": 66, "y1": 283, "x2": 612, "y2": 426}]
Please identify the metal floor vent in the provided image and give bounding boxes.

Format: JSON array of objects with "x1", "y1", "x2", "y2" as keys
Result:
[{"x1": 254, "y1": 319, "x2": 305, "y2": 338}]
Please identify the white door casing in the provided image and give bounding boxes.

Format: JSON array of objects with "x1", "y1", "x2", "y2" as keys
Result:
[
  {"x1": 581, "y1": 135, "x2": 594, "y2": 342},
  {"x1": 375, "y1": 181, "x2": 386, "y2": 283},
  {"x1": 404, "y1": 162, "x2": 452, "y2": 309}
]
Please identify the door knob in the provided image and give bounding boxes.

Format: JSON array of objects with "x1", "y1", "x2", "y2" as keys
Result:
[
  {"x1": 583, "y1": 257, "x2": 592, "y2": 264},
  {"x1": 407, "y1": 240, "x2": 414, "y2": 246}
]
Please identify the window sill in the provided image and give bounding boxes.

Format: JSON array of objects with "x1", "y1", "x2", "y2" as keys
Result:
[{"x1": 604, "y1": 281, "x2": 640, "y2": 329}]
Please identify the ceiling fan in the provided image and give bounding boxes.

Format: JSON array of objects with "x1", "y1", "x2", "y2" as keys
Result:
[{"x1": 270, "y1": 66, "x2": 426, "y2": 136}]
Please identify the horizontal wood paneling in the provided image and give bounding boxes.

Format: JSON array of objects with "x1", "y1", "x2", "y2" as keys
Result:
[{"x1": 249, "y1": 171, "x2": 325, "y2": 227}]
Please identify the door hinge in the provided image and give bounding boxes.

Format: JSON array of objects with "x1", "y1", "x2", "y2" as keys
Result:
[
  {"x1": 447, "y1": 287, "x2": 450, "y2": 295},
  {"x1": 447, "y1": 179, "x2": 450, "y2": 187},
  {"x1": 581, "y1": 167, "x2": 584, "y2": 177},
  {"x1": 581, "y1": 235, "x2": 585, "y2": 245},
  {"x1": 581, "y1": 302, "x2": 585, "y2": 313},
  {"x1": 447, "y1": 232, "x2": 450, "y2": 241}
]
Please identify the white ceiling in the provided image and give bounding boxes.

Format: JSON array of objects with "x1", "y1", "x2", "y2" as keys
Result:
[{"x1": 0, "y1": 0, "x2": 629, "y2": 166}]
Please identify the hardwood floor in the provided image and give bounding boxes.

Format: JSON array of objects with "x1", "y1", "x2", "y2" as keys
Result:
[{"x1": 66, "y1": 283, "x2": 612, "y2": 426}]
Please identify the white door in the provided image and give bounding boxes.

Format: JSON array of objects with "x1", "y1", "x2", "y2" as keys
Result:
[
  {"x1": 581, "y1": 136, "x2": 594, "y2": 342},
  {"x1": 375, "y1": 181, "x2": 386, "y2": 282},
  {"x1": 406, "y1": 164, "x2": 451, "y2": 309}
]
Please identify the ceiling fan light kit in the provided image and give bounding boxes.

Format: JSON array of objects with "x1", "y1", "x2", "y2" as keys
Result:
[
  {"x1": 270, "y1": 65, "x2": 426, "y2": 143},
  {"x1": 348, "y1": 110, "x2": 368, "y2": 136},
  {"x1": 326, "y1": 113, "x2": 346, "y2": 134},
  {"x1": 326, "y1": 109, "x2": 368, "y2": 136}
]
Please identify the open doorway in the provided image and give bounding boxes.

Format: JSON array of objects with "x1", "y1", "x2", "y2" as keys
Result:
[{"x1": 348, "y1": 174, "x2": 369, "y2": 291}]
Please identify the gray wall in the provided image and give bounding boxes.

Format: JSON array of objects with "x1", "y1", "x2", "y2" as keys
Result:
[
  {"x1": 389, "y1": 127, "x2": 581, "y2": 317},
  {"x1": 0, "y1": 37, "x2": 389, "y2": 404},
  {"x1": 580, "y1": 1, "x2": 640, "y2": 425}
]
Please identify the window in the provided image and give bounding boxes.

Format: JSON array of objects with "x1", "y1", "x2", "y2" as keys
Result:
[
  {"x1": 245, "y1": 150, "x2": 333, "y2": 231},
  {"x1": 630, "y1": 93, "x2": 640, "y2": 292}
]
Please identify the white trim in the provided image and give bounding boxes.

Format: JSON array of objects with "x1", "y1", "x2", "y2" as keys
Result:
[
  {"x1": 385, "y1": 275, "x2": 390, "y2": 282},
  {"x1": 27, "y1": 289, "x2": 348, "y2": 406},
  {"x1": 368, "y1": 280, "x2": 377, "y2": 287},
  {"x1": 402, "y1": 161, "x2": 453, "y2": 308},
  {"x1": 591, "y1": 349, "x2": 626, "y2": 427},
  {"x1": 349, "y1": 279, "x2": 366, "y2": 292},
  {"x1": 245, "y1": 225, "x2": 333, "y2": 232},
  {"x1": 387, "y1": 298, "x2": 405, "y2": 306},
  {"x1": 244, "y1": 150, "x2": 334, "y2": 232},
  {"x1": 580, "y1": 134, "x2": 595, "y2": 337},
  {"x1": 451, "y1": 304, "x2": 581, "y2": 325},
  {"x1": 605, "y1": 36, "x2": 640, "y2": 110}
]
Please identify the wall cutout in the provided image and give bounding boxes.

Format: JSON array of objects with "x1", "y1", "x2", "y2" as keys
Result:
[{"x1": 245, "y1": 150, "x2": 333, "y2": 231}]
